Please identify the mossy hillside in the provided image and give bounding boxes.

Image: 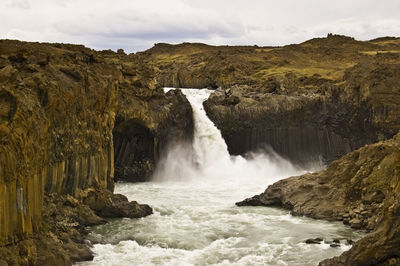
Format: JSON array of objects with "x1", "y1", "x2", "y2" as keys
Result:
[{"x1": 141, "y1": 35, "x2": 400, "y2": 88}]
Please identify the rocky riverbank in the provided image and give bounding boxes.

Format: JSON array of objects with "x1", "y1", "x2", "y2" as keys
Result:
[{"x1": 237, "y1": 131, "x2": 400, "y2": 265}]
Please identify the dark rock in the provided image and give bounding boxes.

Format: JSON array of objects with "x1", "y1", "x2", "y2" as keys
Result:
[
  {"x1": 99, "y1": 199, "x2": 153, "y2": 219},
  {"x1": 64, "y1": 242, "x2": 94, "y2": 263},
  {"x1": 235, "y1": 195, "x2": 265, "y2": 206},
  {"x1": 82, "y1": 188, "x2": 153, "y2": 219},
  {"x1": 349, "y1": 218, "x2": 363, "y2": 229},
  {"x1": 305, "y1": 238, "x2": 323, "y2": 244},
  {"x1": 75, "y1": 205, "x2": 107, "y2": 226},
  {"x1": 330, "y1": 243, "x2": 340, "y2": 248},
  {"x1": 112, "y1": 193, "x2": 129, "y2": 204}
]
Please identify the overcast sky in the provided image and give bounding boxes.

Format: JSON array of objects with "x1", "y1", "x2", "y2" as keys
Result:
[{"x1": 1, "y1": 0, "x2": 399, "y2": 53}]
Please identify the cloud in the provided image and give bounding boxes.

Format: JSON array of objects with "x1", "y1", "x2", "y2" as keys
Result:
[
  {"x1": 7, "y1": 0, "x2": 30, "y2": 9},
  {"x1": 0, "y1": 0, "x2": 399, "y2": 52}
]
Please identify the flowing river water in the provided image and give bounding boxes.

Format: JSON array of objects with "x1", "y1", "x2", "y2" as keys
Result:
[{"x1": 77, "y1": 88, "x2": 363, "y2": 266}]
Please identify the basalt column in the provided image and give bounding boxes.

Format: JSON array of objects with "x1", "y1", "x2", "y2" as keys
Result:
[{"x1": 113, "y1": 119, "x2": 155, "y2": 182}]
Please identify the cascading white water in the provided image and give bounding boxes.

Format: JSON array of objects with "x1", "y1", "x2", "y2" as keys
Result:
[
  {"x1": 183, "y1": 89, "x2": 230, "y2": 167},
  {"x1": 152, "y1": 88, "x2": 299, "y2": 185},
  {"x1": 77, "y1": 88, "x2": 363, "y2": 266}
]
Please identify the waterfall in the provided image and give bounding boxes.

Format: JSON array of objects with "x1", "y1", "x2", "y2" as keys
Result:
[
  {"x1": 153, "y1": 88, "x2": 298, "y2": 183},
  {"x1": 181, "y1": 89, "x2": 230, "y2": 167}
]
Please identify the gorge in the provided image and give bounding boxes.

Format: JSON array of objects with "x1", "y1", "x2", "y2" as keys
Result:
[
  {"x1": 0, "y1": 34, "x2": 400, "y2": 265},
  {"x1": 77, "y1": 88, "x2": 363, "y2": 265}
]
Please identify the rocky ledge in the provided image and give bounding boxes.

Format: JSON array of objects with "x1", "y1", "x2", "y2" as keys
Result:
[{"x1": 237, "y1": 131, "x2": 400, "y2": 265}]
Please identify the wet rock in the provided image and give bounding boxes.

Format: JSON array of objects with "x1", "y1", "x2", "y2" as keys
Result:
[
  {"x1": 305, "y1": 238, "x2": 323, "y2": 244},
  {"x1": 82, "y1": 189, "x2": 153, "y2": 219},
  {"x1": 100, "y1": 198, "x2": 153, "y2": 219},
  {"x1": 349, "y1": 218, "x2": 363, "y2": 229},
  {"x1": 330, "y1": 243, "x2": 340, "y2": 248},
  {"x1": 235, "y1": 195, "x2": 265, "y2": 206}
]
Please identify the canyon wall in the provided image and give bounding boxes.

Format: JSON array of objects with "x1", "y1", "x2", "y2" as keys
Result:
[
  {"x1": 0, "y1": 40, "x2": 117, "y2": 248},
  {"x1": 0, "y1": 40, "x2": 192, "y2": 265},
  {"x1": 112, "y1": 55, "x2": 193, "y2": 181},
  {"x1": 204, "y1": 59, "x2": 400, "y2": 165}
]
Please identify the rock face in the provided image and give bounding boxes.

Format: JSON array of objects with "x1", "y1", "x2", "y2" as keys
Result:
[
  {"x1": 141, "y1": 35, "x2": 400, "y2": 165},
  {"x1": 113, "y1": 78, "x2": 193, "y2": 181},
  {"x1": 0, "y1": 40, "x2": 117, "y2": 262},
  {"x1": 237, "y1": 131, "x2": 400, "y2": 265},
  {"x1": 96, "y1": 51, "x2": 193, "y2": 182},
  {"x1": 204, "y1": 58, "x2": 400, "y2": 165},
  {"x1": 0, "y1": 40, "x2": 192, "y2": 265}
]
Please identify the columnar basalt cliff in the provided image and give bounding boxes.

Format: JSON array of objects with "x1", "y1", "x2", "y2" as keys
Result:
[
  {"x1": 203, "y1": 58, "x2": 400, "y2": 165},
  {"x1": 0, "y1": 40, "x2": 192, "y2": 265},
  {"x1": 95, "y1": 50, "x2": 193, "y2": 182},
  {"x1": 0, "y1": 40, "x2": 118, "y2": 265},
  {"x1": 141, "y1": 35, "x2": 400, "y2": 165}
]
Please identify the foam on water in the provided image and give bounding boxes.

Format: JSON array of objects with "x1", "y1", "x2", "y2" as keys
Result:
[{"x1": 77, "y1": 88, "x2": 363, "y2": 266}]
